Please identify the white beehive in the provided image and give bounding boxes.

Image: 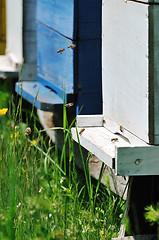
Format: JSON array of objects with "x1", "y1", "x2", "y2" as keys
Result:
[
  {"x1": 72, "y1": 0, "x2": 159, "y2": 176},
  {"x1": 0, "y1": 0, "x2": 23, "y2": 76},
  {"x1": 0, "y1": 0, "x2": 36, "y2": 80},
  {"x1": 102, "y1": 0, "x2": 159, "y2": 145}
]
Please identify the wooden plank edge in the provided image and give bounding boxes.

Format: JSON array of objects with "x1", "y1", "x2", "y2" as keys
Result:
[
  {"x1": 71, "y1": 127, "x2": 113, "y2": 169},
  {"x1": 76, "y1": 115, "x2": 148, "y2": 146},
  {"x1": 77, "y1": 114, "x2": 104, "y2": 127},
  {"x1": 15, "y1": 81, "x2": 63, "y2": 111},
  {"x1": 116, "y1": 146, "x2": 159, "y2": 176}
]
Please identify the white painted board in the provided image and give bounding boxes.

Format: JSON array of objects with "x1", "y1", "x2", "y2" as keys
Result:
[
  {"x1": 0, "y1": 56, "x2": 18, "y2": 74},
  {"x1": 77, "y1": 115, "x2": 104, "y2": 127},
  {"x1": 6, "y1": 0, "x2": 23, "y2": 64},
  {"x1": 102, "y1": 0, "x2": 159, "y2": 144},
  {"x1": 72, "y1": 126, "x2": 135, "y2": 169},
  {"x1": 72, "y1": 122, "x2": 159, "y2": 176},
  {"x1": 72, "y1": 127, "x2": 114, "y2": 168},
  {"x1": 116, "y1": 146, "x2": 159, "y2": 175}
]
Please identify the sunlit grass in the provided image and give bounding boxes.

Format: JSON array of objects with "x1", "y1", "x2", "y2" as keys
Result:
[{"x1": 0, "y1": 94, "x2": 125, "y2": 239}]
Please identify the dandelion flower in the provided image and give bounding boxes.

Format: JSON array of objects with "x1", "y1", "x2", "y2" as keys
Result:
[{"x1": 0, "y1": 108, "x2": 8, "y2": 115}]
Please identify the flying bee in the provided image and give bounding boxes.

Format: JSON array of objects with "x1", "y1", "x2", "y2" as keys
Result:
[
  {"x1": 79, "y1": 128, "x2": 85, "y2": 135},
  {"x1": 103, "y1": 119, "x2": 106, "y2": 124},
  {"x1": 33, "y1": 84, "x2": 37, "y2": 88},
  {"x1": 68, "y1": 44, "x2": 76, "y2": 50},
  {"x1": 65, "y1": 103, "x2": 73, "y2": 108},
  {"x1": 120, "y1": 125, "x2": 123, "y2": 133},
  {"x1": 111, "y1": 138, "x2": 118, "y2": 142},
  {"x1": 57, "y1": 48, "x2": 65, "y2": 54}
]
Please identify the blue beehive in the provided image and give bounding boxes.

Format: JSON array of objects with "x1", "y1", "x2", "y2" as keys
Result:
[{"x1": 16, "y1": 0, "x2": 102, "y2": 115}]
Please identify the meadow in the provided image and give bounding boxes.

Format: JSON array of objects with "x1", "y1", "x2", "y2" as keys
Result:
[{"x1": 0, "y1": 79, "x2": 125, "y2": 239}]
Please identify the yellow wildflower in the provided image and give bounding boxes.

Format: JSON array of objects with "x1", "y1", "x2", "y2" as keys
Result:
[
  {"x1": 30, "y1": 140, "x2": 37, "y2": 146},
  {"x1": 0, "y1": 108, "x2": 8, "y2": 115},
  {"x1": 10, "y1": 132, "x2": 20, "y2": 139}
]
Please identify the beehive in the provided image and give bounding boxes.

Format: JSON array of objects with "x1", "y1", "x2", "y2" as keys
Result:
[
  {"x1": 16, "y1": 0, "x2": 102, "y2": 114},
  {"x1": 72, "y1": 0, "x2": 159, "y2": 175},
  {"x1": 102, "y1": 0, "x2": 159, "y2": 144},
  {"x1": 0, "y1": 0, "x2": 36, "y2": 80}
]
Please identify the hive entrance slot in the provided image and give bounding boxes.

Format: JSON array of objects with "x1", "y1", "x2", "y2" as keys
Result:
[{"x1": 45, "y1": 86, "x2": 57, "y2": 94}]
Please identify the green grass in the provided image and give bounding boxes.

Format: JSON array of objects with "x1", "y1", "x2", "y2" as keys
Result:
[{"x1": 0, "y1": 91, "x2": 125, "y2": 239}]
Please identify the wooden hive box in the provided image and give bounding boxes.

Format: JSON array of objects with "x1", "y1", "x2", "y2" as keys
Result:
[
  {"x1": 16, "y1": 0, "x2": 102, "y2": 114},
  {"x1": 102, "y1": 0, "x2": 159, "y2": 145},
  {"x1": 72, "y1": 0, "x2": 159, "y2": 176}
]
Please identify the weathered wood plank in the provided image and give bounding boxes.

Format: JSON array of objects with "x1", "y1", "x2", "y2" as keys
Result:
[
  {"x1": 77, "y1": 115, "x2": 104, "y2": 127},
  {"x1": 6, "y1": 0, "x2": 23, "y2": 64},
  {"x1": 72, "y1": 124, "x2": 159, "y2": 175},
  {"x1": 37, "y1": 23, "x2": 73, "y2": 97},
  {"x1": 15, "y1": 81, "x2": 63, "y2": 111},
  {"x1": 72, "y1": 127, "x2": 131, "y2": 169},
  {"x1": 76, "y1": 115, "x2": 148, "y2": 146},
  {"x1": 116, "y1": 146, "x2": 159, "y2": 175},
  {"x1": 102, "y1": 0, "x2": 149, "y2": 143},
  {"x1": 37, "y1": 0, "x2": 74, "y2": 38},
  {"x1": 102, "y1": 0, "x2": 159, "y2": 144},
  {"x1": 0, "y1": 55, "x2": 18, "y2": 77}
]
